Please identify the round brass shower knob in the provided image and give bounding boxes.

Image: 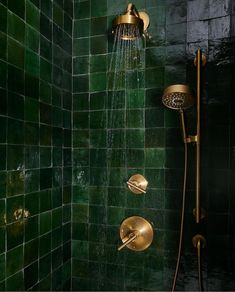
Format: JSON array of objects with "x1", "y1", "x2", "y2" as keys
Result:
[
  {"x1": 118, "y1": 216, "x2": 154, "y2": 251},
  {"x1": 126, "y1": 174, "x2": 148, "y2": 194}
]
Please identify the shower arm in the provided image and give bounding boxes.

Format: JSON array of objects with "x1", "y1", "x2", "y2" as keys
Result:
[
  {"x1": 179, "y1": 109, "x2": 197, "y2": 144},
  {"x1": 126, "y1": 3, "x2": 140, "y2": 18}
]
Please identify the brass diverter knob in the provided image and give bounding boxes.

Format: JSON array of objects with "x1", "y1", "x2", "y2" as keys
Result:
[
  {"x1": 127, "y1": 174, "x2": 148, "y2": 194},
  {"x1": 118, "y1": 216, "x2": 154, "y2": 251}
]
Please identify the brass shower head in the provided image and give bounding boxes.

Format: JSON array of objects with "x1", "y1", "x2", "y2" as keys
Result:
[
  {"x1": 162, "y1": 84, "x2": 194, "y2": 110},
  {"x1": 112, "y1": 3, "x2": 149, "y2": 40}
]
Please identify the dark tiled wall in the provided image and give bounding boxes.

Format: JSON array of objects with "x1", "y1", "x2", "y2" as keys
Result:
[
  {"x1": 0, "y1": 0, "x2": 73, "y2": 290},
  {"x1": 72, "y1": 0, "x2": 235, "y2": 291}
]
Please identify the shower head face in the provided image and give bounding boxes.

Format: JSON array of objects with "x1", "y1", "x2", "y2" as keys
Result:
[
  {"x1": 112, "y1": 3, "x2": 144, "y2": 40},
  {"x1": 162, "y1": 84, "x2": 194, "y2": 110}
]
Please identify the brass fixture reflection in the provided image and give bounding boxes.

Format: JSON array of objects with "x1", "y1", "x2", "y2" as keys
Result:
[
  {"x1": 112, "y1": 3, "x2": 150, "y2": 40},
  {"x1": 14, "y1": 208, "x2": 30, "y2": 221},
  {"x1": 127, "y1": 174, "x2": 148, "y2": 194},
  {"x1": 118, "y1": 216, "x2": 153, "y2": 251}
]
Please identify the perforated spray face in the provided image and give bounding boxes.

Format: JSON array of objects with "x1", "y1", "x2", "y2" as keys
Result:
[{"x1": 162, "y1": 84, "x2": 194, "y2": 110}]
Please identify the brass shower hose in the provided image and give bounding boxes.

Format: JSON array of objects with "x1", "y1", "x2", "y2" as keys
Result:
[{"x1": 171, "y1": 141, "x2": 188, "y2": 292}]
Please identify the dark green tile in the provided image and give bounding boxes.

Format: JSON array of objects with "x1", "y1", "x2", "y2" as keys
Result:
[
  {"x1": 7, "y1": 64, "x2": 24, "y2": 95},
  {"x1": 25, "y1": 73, "x2": 39, "y2": 99},
  {"x1": 40, "y1": 125, "x2": 52, "y2": 146},
  {"x1": 6, "y1": 271, "x2": 24, "y2": 291},
  {"x1": 145, "y1": 67, "x2": 164, "y2": 88},
  {"x1": 0, "y1": 88, "x2": 6, "y2": 115},
  {"x1": 25, "y1": 97, "x2": 39, "y2": 122},
  {"x1": 90, "y1": 35, "x2": 107, "y2": 54},
  {"x1": 40, "y1": 168, "x2": 52, "y2": 190},
  {"x1": 24, "y1": 215, "x2": 39, "y2": 242},
  {"x1": 0, "y1": 199, "x2": 5, "y2": 226},
  {"x1": 40, "y1": 147, "x2": 51, "y2": 168},
  {"x1": 90, "y1": 129, "x2": 107, "y2": 148},
  {"x1": 8, "y1": 12, "x2": 25, "y2": 44},
  {"x1": 0, "y1": 172, "x2": 7, "y2": 199},
  {"x1": 7, "y1": 221, "x2": 24, "y2": 250},
  {"x1": 73, "y1": 56, "x2": 89, "y2": 75},
  {"x1": 39, "y1": 211, "x2": 52, "y2": 235},
  {"x1": 145, "y1": 148, "x2": 165, "y2": 168},
  {"x1": 107, "y1": 187, "x2": 126, "y2": 207},
  {"x1": 24, "y1": 238, "x2": 38, "y2": 266},
  {"x1": 145, "y1": 108, "x2": 164, "y2": 128},
  {"x1": 73, "y1": 130, "x2": 89, "y2": 147},
  {"x1": 0, "y1": 4, "x2": 7, "y2": 33},
  {"x1": 107, "y1": 207, "x2": 125, "y2": 225},
  {"x1": 0, "y1": 253, "x2": 5, "y2": 282},
  {"x1": 91, "y1": 16, "x2": 107, "y2": 36},
  {"x1": 73, "y1": 38, "x2": 89, "y2": 56},
  {"x1": 7, "y1": 170, "x2": 25, "y2": 197},
  {"x1": 26, "y1": 1, "x2": 40, "y2": 30},
  {"x1": 90, "y1": 167, "x2": 107, "y2": 186},
  {"x1": 8, "y1": 0, "x2": 25, "y2": 19},
  {"x1": 7, "y1": 145, "x2": 24, "y2": 171},
  {"x1": 74, "y1": 19, "x2": 90, "y2": 38},
  {"x1": 90, "y1": 110, "x2": 106, "y2": 129},
  {"x1": 7, "y1": 38, "x2": 24, "y2": 69},
  {"x1": 0, "y1": 31, "x2": 7, "y2": 60},
  {"x1": 126, "y1": 109, "x2": 144, "y2": 128},
  {"x1": 53, "y1": 3, "x2": 63, "y2": 27},
  {"x1": 24, "y1": 261, "x2": 38, "y2": 290},
  {"x1": 0, "y1": 145, "x2": 6, "y2": 170},
  {"x1": 126, "y1": 149, "x2": 145, "y2": 168},
  {"x1": 39, "y1": 254, "x2": 51, "y2": 280},
  {"x1": 39, "y1": 232, "x2": 51, "y2": 257},
  {"x1": 25, "y1": 49, "x2": 39, "y2": 77},
  {"x1": 74, "y1": 1, "x2": 90, "y2": 19},
  {"x1": 40, "y1": 12, "x2": 52, "y2": 40},
  {"x1": 145, "y1": 128, "x2": 165, "y2": 147},
  {"x1": 72, "y1": 204, "x2": 88, "y2": 223},
  {"x1": 24, "y1": 122, "x2": 39, "y2": 145},
  {"x1": 0, "y1": 226, "x2": 5, "y2": 253},
  {"x1": 73, "y1": 111, "x2": 89, "y2": 129},
  {"x1": 126, "y1": 129, "x2": 145, "y2": 148},
  {"x1": 25, "y1": 169, "x2": 40, "y2": 193},
  {"x1": 90, "y1": 55, "x2": 107, "y2": 73}
]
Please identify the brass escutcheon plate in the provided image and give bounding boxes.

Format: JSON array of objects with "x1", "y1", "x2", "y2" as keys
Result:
[
  {"x1": 119, "y1": 216, "x2": 154, "y2": 251},
  {"x1": 127, "y1": 174, "x2": 148, "y2": 194}
]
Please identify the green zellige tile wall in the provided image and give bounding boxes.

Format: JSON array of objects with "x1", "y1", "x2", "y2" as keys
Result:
[
  {"x1": 0, "y1": 0, "x2": 73, "y2": 290},
  {"x1": 72, "y1": 0, "x2": 235, "y2": 291}
]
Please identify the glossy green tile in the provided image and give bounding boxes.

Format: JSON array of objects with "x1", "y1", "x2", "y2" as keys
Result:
[
  {"x1": 8, "y1": 12, "x2": 25, "y2": 44},
  {"x1": 39, "y1": 232, "x2": 51, "y2": 257},
  {"x1": 145, "y1": 148, "x2": 165, "y2": 168},
  {"x1": 7, "y1": 37, "x2": 24, "y2": 69},
  {"x1": 24, "y1": 122, "x2": 39, "y2": 145},
  {"x1": 40, "y1": 168, "x2": 52, "y2": 190},
  {"x1": 7, "y1": 171, "x2": 25, "y2": 197},
  {"x1": 6, "y1": 271, "x2": 24, "y2": 291},
  {"x1": 39, "y1": 253, "x2": 51, "y2": 280},
  {"x1": 0, "y1": 145, "x2": 6, "y2": 170},
  {"x1": 126, "y1": 129, "x2": 145, "y2": 148},
  {"x1": 126, "y1": 109, "x2": 144, "y2": 128},
  {"x1": 73, "y1": 75, "x2": 89, "y2": 93},
  {"x1": 24, "y1": 261, "x2": 38, "y2": 290},
  {"x1": 145, "y1": 128, "x2": 165, "y2": 147},
  {"x1": 74, "y1": 19, "x2": 90, "y2": 38},
  {"x1": 90, "y1": 35, "x2": 107, "y2": 55},
  {"x1": 0, "y1": 4, "x2": 7, "y2": 33},
  {"x1": 0, "y1": 88, "x2": 6, "y2": 115},
  {"x1": 26, "y1": 0, "x2": 40, "y2": 30},
  {"x1": 90, "y1": 55, "x2": 107, "y2": 73},
  {"x1": 72, "y1": 204, "x2": 88, "y2": 223},
  {"x1": 7, "y1": 145, "x2": 24, "y2": 171},
  {"x1": 25, "y1": 49, "x2": 39, "y2": 77},
  {"x1": 73, "y1": 56, "x2": 89, "y2": 75},
  {"x1": 90, "y1": 167, "x2": 107, "y2": 186},
  {"x1": 40, "y1": 12, "x2": 52, "y2": 41},
  {"x1": 7, "y1": 64, "x2": 24, "y2": 95},
  {"x1": 126, "y1": 149, "x2": 145, "y2": 168},
  {"x1": 74, "y1": 1, "x2": 90, "y2": 20},
  {"x1": 25, "y1": 73, "x2": 39, "y2": 100},
  {"x1": 90, "y1": 16, "x2": 107, "y2": 36},
  {"x1": 90, "y1": 129, "x2": 107, "y2": 148},
  {"x1": 0, "y1": 253, "x2": 5, "y2": 281},
  {"x1": 24, "y1": 215, "x2": 39, "y2": 242},
  {"x1": 53, "y1": 3, "x2": 63, "y2": 27},
  {"x1": 8, "y1": 0, "x2": 25, "y2": 19},
  {"x1": 90, "y1": 110, "x2": 106, "y2": 129},
  {"x1": 24, "y1": 238, "x2": 38, "y2": 267},
  {"x1": 0, "y1": 31, "x2": 6, "y2": 60},
  {"x1": 145, "y1": 108, "x2": 164, "y2": 128},
  {"x1": 7, "y1": 221, "x2": 24, "y2": 250},
  {"x1": 24, "y1": 97, "x2": 39, "y2": 122},
  {"x1": 107, "y1": 187, "x2": 126, "y2": 207},
  {"x1": 0, "y1": 199, "x2": 5, "y2": 226},
  {"x1": 0, "y1": 172, "x2": 7, "y2": 199},
  {"x1": 107, "y1": 207, "x2": 125, "y2": 225},
  {"x1": 39, "y1": 211, "x2": 52, "y2": 235},
  {"x1": 73, "y1": 38, "x2": 89, "y2": 56}
]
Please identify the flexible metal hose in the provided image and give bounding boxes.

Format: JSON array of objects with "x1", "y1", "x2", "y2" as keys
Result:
[
  {"x1": 197, "y1": 240, "x2": 204, "y2": 291},
  {"x1": 171, "y1": 141, "x2": 188, "y2": 292}
]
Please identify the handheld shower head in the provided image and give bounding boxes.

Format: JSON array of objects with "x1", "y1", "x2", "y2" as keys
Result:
[{"x1": 162, "y1": 84, "x2": 194, "y2": 110}]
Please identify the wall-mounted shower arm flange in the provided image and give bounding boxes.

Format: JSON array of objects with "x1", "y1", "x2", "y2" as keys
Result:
[
  {"x1": 192, "y1": 234, "x2": 206, "y2": 249},
  {"x1": 127, "y1": 174, "x2": 148, "y2": 194},
  {"x1": 138, "y1": 11, "x2": 150, "y2": 32},
  {"x1": 194, "y1": 53, "x2": 207, "y2": 67}
]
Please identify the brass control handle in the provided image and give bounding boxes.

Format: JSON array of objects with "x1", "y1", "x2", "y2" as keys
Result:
[
  {"x1": 118, "y1": 232, "x2": 138, "y2": 251},
  {"x1": 126, "y1": 181, "x2": 146, "y2": 194}
]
